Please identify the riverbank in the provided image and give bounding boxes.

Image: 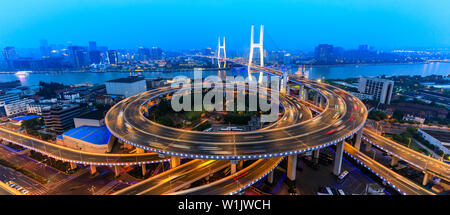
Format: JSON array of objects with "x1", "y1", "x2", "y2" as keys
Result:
[{"x1": 1, "y1": 62, "x2": 448, "y2": 86}]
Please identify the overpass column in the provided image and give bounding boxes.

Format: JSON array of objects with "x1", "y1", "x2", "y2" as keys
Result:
[
  {"x1": 390, "y1": 156, "x2": 399, "y2": 167},
  {"x1": 365, "y1": 142, "x2": 372, "y2": 152},
  {"x1": 333, "y1": 141, "x2": 345, "y2": 176},
  {"x1": 141, "y1": 164, "x2": 147, "y2": 177},
  {"x1": 238, "y1": 160, "x2": 244, "y2": 170},
  {"x1": 287, "y1": 155, "x2": 297, "y2": 182},
  {"x1": 90, "y1": 165, "x2": 97, "y2": 175},
  {"x1": 422, "y1": 172, "x2": 432, "y2": 186},
  {"x1": 313, "y1": 149, "x2": 320, "y2": 164},
  {"x1": 319, "y1": 96, "x2": 324, "y2": 109},
  {"x1": 267, "y1": 171, "x2": 274, "y2": 184},
  {"x1": 303, "y1": 88, "x2": 309, "y2": 101},
  {"x1": 70, "y1": 162, "x2": 77, "y2": 170},
  {"x1": 170, "y1": 156, "x2": 181, "y2": 169},
  {"x1": 298, "y1": 85, "x2": 304, "y2": 100},
  {"x1": 136, "y1": 148, "x2": 147, "y2": 176},
  {"x1": 114, "y1": 166, "x2": 120, "y2": 178},
  {"x1": 107, "y1": 134, "x2": 117, "y2": 153},
  {"x1": 354, "y1": 129, "x2": 363, "y2": 151},
  {"x1": 314, "y1": 93, "x2": 319, "y2": 106},
  {"x1": 230, "y1": 160, "x2": 238, "y2": 175}
]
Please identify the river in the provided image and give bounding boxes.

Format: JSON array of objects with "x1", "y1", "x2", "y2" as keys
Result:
[{"x1": 0, "y1": 62, "x2": 448, "y2": 86}]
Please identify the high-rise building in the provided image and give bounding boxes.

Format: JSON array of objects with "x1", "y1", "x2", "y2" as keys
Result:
[
  {"x1": 283, "y1": 53, "x2": 291, "y2": 65},
  {"x1": 43, "y1": 104, "x2": 81, "y2": 134},
  {"x1": 151, "y1": 47, "x2": 163, "y2": 60},
  {"x1": 3, "y1": 99, "x2": 34, "y2": 117},
  {"x1": 89, "y1": 41, "x2": 97, "y2": 51},
  {"x1": 137, "y1": 47, "x2": 150, "y2": 60},
  {"x1": 40, "y1": 40, "x2": 51, "y2": 58},
  {"x1": 88, "y1": 41, "x2": 100, "y2": 64},
  {"x1": 107, "y1": 50, "x2": 118, "y2": 65},
  {"x1": 358, "y1": 77, "x2": 394, "y2": 104},
  {"x1": 68, "y1": 46, "x2": 89, "y2": 68},
  {"x1": 89, "y1": 50, "x2": 102, "y2": 64},
  {"x1": 314, "y1": 44, "x2": 335, "y2": 64},
  {"x1": 2, "y1": 47, "x2": 18, "y2": 68},
  {"x1": 0, "y1": 93, "x2": 20, "y2": 117},
  {"x1": 269, "y1": 50, "x2": 285, "y2": 64},
  {"x1": 202, "y1": 48, "x2": 214, "y2": 56},
  {"x1": 358, "y1": 44, "x2": 369, "y2": 52},
  {"x1": 0, "y1": 93, "x2": 20, "y2": 104}
]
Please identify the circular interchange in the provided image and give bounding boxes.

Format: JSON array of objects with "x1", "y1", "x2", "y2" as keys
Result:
[
  {"x1": 140, "y1": 85, "x2": 288, "y2": 133},
  {"x1": 105, "y1": 67, "x2": 368, "y2": 160}
]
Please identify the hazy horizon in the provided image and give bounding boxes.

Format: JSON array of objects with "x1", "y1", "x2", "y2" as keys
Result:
[{"x1": 1, "y1": 0, "x2": 449, "y2": 51}]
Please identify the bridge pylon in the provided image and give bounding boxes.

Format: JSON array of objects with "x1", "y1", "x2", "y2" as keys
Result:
[
  {"x1": 248, "y1": 25, "x2": 264, "y2": 84},
  {"x1": 217, "y1": 36, "x2": 226, "y2": 69}
]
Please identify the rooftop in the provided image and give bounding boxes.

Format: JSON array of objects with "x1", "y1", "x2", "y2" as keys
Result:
[
  {"x1": 76, "y1": 108, "x2": 108, "y2": 120},
  {"x1": 11, "y1": 115, "x2": 40, "y2": 121},
  {"x1": 60, "y1": 125, "x2": 111, "y2": 145},
  {"x1": 106, "y1": 76, "x2": 145, "y2": 83}
]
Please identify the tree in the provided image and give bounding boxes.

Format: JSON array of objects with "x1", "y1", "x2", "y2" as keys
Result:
[
  {"x1": 393, "y1": 110, "x2": 404, "y2": 121},
  {"x1": 368, "y1": 110, "x2": 387, "y2": 121},
  {"x1": 21, "y1": 118, "x2": 42, "y2": 133}
]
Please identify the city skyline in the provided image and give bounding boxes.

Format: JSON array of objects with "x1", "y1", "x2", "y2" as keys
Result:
[{"x1": 1, "y1": 0, "x2": 449, "y2": 50}]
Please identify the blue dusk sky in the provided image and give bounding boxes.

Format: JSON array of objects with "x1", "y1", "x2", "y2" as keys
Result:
[{"x1": 0, "y1": 0, "x2": 449, "y2": 51}]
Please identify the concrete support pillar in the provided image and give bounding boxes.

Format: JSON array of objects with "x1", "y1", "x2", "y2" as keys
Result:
[
  {"x1": 319, "y1": 96, "x2": 324, "y2": 109},
  {"x1": 267, "y1": 171, "x2": 274, "y2": 184},
  {"x1": 287, "y1": 155, "x2": 297, "y2": 181},
  {"x1": 333, "y1": 141, "x2": 345, "y2": 176},
  {"x1": 170, "y1": 156, "x2": 180, "y2": 169},
  {"x1": 299, "y1": 85, "x2": 304, "y2": 100},
  {"x1": 114, "y1": 166, "x2": 120, "y2": 178},
  {"x1": 230, "y1": 160, "x2": 238, "y2": 175},
  {"x1": 303, "y1": 88, "x2": 309, "y2": 101},
  {"x1": 107, "y1": 134, "x2": 117, "y2": 153},
  {"x1": 313, "y1": 149, "x2": 320, "y2": 164},
  {"x1": 390, "y1": 156, "x2": 399, "y2": 167},
  {"x1": 90, "y1": 165, "x2": 97, "y2": 175},
  {"x1": 136, "y1": 148, "x2": 147, "y2": 175},
  {"x1": 70, "y1": 162, "x2": 77, "y2": 170},
  {"x1": 314, "y1": 93, "x2": 319, "y2": 106},
  {"x1": 354, "y1": 129, "x2": 363, "y2": 151},
  {"x1": 365, "y1": 142, "x2": 372, "y2": 152},
  {"x1": 422, "y1": 172, "x2": 432, "y2": 186},
  {"x1": 238, "y1": 160, "x2": 244, "y2": 170},
  {"x1": 141, "y1": 164, "x2": 147, "y2": 177}
]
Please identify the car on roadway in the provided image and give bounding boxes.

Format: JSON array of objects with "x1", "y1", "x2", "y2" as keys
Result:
[
  {"x1": 318, "y1": 186, "x2": 333, "y2": 195},
  {"x1": 7, "y1": 181, "x2": 16, "y2": 188},
  {"x1": 338, "y1": 170, "x2": 349, "y2": 182},
  {"x1": 14, "y1": 185, "x2": 23, "y2": 191}
]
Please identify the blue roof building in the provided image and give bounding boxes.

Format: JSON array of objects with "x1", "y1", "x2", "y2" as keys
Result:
[{"x1": 57, "y1": 125, "x2": 111, "y2": 153}]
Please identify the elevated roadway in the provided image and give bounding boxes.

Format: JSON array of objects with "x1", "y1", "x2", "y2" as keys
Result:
[
  {"x1": 105, "y1": 73, "x2": 367, "y2": 160},
  {"x1": 0, "y1": 127, "x2": 168, "y2": 166},
  {"x1": 362, "y1": 128, "x2": 450, "y2": 181},
  {"x1": 169, "y1": 157, "x2": 283, "y2": 195},
  {"x1": 114, "y1": 159, "x2": 229, "y2": 195},
  {"x1": 344, "y1": 142, "x2": 434, "y2": 195},
  {"x1": 114, "y1": 91, "x2": 310, "y2": 195}
]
